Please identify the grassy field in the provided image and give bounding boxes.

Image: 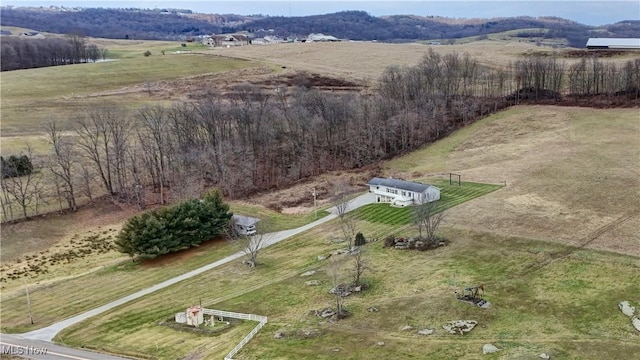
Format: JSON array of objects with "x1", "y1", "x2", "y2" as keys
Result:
[
  {"x1": 55, "y1": 224, "x2": 640, "y2": 359},
  {"x1": 0, "y1": 50, "x2": 259, "y2": 138},
  {"x1": 354, "y1": 181, "x2": 503, "y2": 225},
  {"x1": 1, "y1": 36, "x2": 638, "y2": 359}
]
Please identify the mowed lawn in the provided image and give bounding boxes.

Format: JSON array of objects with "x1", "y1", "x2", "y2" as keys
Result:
[{"x1": 355, "y1": 181, "x2": 503, "y2": 225}]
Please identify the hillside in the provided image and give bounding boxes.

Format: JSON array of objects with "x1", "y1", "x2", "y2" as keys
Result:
[{"x1": 2, "y1": 7, "x2": 639, "y2": 46}]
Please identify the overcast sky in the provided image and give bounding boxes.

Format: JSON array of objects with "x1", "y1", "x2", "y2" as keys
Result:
[{"x1": 4, "y1": 1, "x2": 639, "y2": 26}]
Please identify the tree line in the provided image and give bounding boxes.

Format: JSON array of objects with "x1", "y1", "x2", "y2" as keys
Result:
[
  {"x1": 1, "y1": 52, "x2": 639, "y2": 222},
  {"x1": 1, "y1": 34, "x2": 107, "y2": 71}
]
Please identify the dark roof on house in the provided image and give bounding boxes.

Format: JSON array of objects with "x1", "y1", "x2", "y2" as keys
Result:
[
  {"x1": 232, "y1": 214, "x2": 260, "y2": 226},
  {"x1": 366, "y1": 177, "x2": 436, "y2": 193}
]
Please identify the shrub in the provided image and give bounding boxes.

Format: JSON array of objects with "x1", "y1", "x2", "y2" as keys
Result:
[
  {"x1": 143, "y1": 50, "x2": 152, "y2": 57},
  {"x1": 354, "y1": 232, "x2": 366, "y2": 246},
  {"x1": 115, "y1": 189, "x2": 232, "y2": 259},
  {"x1": 383, "y1": 235, "x2": 396, "y2": 248}
]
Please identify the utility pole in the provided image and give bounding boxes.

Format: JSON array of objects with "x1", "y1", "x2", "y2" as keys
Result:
[
  {"x1": 23, "y1": 277, "x2": 34, "y2": 324},
  {"x1": 312, "y1": 188, "x2": 317, "y2": 219}
]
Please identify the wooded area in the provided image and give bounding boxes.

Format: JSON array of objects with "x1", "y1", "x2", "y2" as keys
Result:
[
  {"x1": 1, "y1": 35, "x2": 106, "y2": 71},
  {"x1": 1, "y1": 52, "x2": 639, "y2": 221}
]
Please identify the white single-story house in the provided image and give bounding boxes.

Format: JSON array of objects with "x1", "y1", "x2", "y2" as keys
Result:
[
  {"x1": 586, "y1": 38, "x2": 640, "y2": 50},
  {"x1": 232, "y1": 215, "x2": 259, "y2": 235},
  {"x1": 366, "y1": 177, "x2": 440, "y2": 207}
]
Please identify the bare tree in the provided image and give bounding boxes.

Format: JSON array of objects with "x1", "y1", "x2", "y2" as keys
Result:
[
  {"x1": 2, "y1": 146, "x2": 43, "y2": 219},
  {"x1": 413, "y1": 196, "x2": 445, "y2": 244},
  {"x1": 240, "y1": 232, "x2": 267, "y2": 268},
  {"x1": 327, "y1": 255, "x2": 348, "y2": 318},
  {"x1": 332, "y1": 181, "x2": 358, "y2": 250},
  {"x1": 228, "y1": 220, "x2": 270, "y2": 268},
  {"x1": 46, "y1": 121, "x2": 78, "y2": 211},
  {"x1": 351, "y1": 248, "x2": 370, "y2": 286}
]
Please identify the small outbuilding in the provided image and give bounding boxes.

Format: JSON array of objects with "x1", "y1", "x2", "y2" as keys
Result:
[
  {"x1": 232, "y1": 215, "x2": 260, "y2": 235},
  {"x1": 586, "y1": 38, "x2": 640, "y2": 50},
  {"x1": 366, "y1": 177, "x2": 440, "y2": 207}
]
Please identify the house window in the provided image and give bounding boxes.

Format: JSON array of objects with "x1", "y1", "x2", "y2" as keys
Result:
[{"x1": 401, "y1": 191, "x2": 406, "y2": 197}]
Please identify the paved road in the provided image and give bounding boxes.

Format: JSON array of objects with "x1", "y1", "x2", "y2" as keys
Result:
[
  {"x1": 4, "y1": 193, "x2": 375, "y2": 358},
  {"x1": 0, "y1": 334, "x2": 130, "y2": 360}
]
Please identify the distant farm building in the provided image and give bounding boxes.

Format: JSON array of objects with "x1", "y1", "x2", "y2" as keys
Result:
[
  {"x1": 367, "y1": 177, "x2": 440, "y2": 207},
  {"x1": 203, "y1": 34, "x2": 249, "y2": 47},
  {"x1": 586, "y1": 38, "x2": 640, "y2": 50},
  {"x1": 305, "y1": 33, "x2": 341, "y2": 42}
]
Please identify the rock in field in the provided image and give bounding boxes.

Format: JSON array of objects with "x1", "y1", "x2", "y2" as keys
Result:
[
  {"x1": 482, "y1": 343, "x2": 500, "y2": 354},
  {"x1": 632, "y1": 316, "x2": 640, "y2": 332},
  {"x1": 418, "y1": 328, "x2": 434, "y2": 335},
  {"x1": 443, "y1": 320, "x2": 478, "y2": 335},
  {"x1": 300, "y1": 270, "x2": 316, "y2": 277},
  {"x1": 539, "y1": 353, "x2": 550, "y2": 359},
  {"x1": 619, "y1": 301, "x2": 636, "y2": 317},
  {"x1": 401, "y1": 325, "x2": 414, "y2": 331},
  {"x1": 306, "y1": 280, "x2": 320, "y2": 286},
  {"x1": 273, "y1": 331, "x2": 285, "y2": 339},
  {"x1": 377, "y1": 341, "x2": 385, "y2": 346}
]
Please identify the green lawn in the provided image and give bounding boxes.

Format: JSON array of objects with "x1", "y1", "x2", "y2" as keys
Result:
[{"x1": 354, "y1": 181, "x2": 503, "y2": 225}]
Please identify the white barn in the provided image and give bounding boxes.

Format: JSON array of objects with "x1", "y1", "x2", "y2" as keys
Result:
[
  {"x1": 366, "y1": 177, "x2": 440, "y2": 207},
  {"x1": 586, "y1": 38, "x2": 640, "y2": 50}
]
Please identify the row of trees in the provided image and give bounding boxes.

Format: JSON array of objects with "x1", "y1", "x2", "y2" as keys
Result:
[
  {"x1": 2, "y1": 52, "x2": 639, "y2": 222},
  {"x1": 114, "y1": 190, "x2": 232, "y2": 259},
  {"x1": 1, "y1": 35, "x2": 107, "y2": 71}
]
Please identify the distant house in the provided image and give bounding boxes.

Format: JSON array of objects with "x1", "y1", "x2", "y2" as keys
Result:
[
  {"x1": 232, "y1": 215, "x2": 259, "y2": 235},
  {"x1": 203, "y1": 34, "x2": 249, "y2": 47},
  {"x1": 306, "y1": 33, "x2": 340, "y2": 42},
  {"x1": 366, "y1": 177, "x2": 440, "y2": 207},
  {"x1": 250, "y1": 35, "x2": 285, "y2": 45},
  {"x1": 586, "y1": 38, "x2": 640, "y2": 50}
]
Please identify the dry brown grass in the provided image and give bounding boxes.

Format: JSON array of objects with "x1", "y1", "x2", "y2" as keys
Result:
[
  {"x1": 209, "y1": 41, "x2": 638, "y2": 83},
  {"x1": 386, "y1": 105, "x2": 640, "y2": 256}
]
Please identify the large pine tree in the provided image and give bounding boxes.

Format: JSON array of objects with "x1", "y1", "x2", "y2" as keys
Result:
[{"x1": 115, "y1": 189, "x2": 232, "y2": 259}]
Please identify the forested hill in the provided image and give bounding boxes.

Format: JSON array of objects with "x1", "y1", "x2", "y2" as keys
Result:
[{"x1": 2, "y1": 7, "x2": 639, "y2": 47}]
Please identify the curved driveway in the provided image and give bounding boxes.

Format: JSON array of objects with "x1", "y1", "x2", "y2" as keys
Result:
[{"x1": 2, "y1": 193, "x2": 375, "y2": 358}]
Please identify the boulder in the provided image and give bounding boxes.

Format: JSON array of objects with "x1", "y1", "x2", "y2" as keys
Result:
[
  {"x1": 418, "y1": 328, "x2": 434, "y2": 335},
  {"x1": 300, "y1": 270, "x2": 316, "y2": 277},
  {"x1": 317, "y1": 255, "x2": 327, "y2": 261},
  {"x1": 273, "y1": 331, "x2": 285, "y2": 339},
  {"x1": 367, "y1": 306, "x2": 379, "y2": 312},
  {"x1": 317, "y1": 308, "x2": 336, "y2": 318},
  {"x1": 632, "y1": 316, "x2": 640, "y2": 332},
  {"x1": 619, "y1": 301, "x2": 636, "y2": 317},
  {"x1": 539, "y1": 353, "x2": 550, "y2": 359},
  {"x1": 482, "y1": 344, "x2": 500, "y2": 354},
  {"x1": 443, "y1": 320, "x2": 478, "y2": 335},
  {"x1": 306, "y1": 280, "x2": 321, "y2": 286},
  {"x1": 377, "y1": 341, "x2": 385, "y2": 346},
  {"x1": 401, "y1": 325, "x2": 414, "y2": 331}
]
